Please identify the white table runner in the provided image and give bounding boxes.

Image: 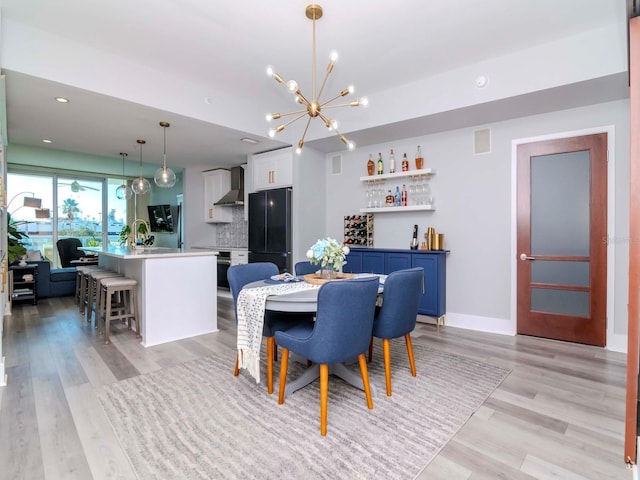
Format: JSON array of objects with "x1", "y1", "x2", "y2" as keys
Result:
[{"x1": 236, "y1": 281, "x2": 320, "y2": 383}]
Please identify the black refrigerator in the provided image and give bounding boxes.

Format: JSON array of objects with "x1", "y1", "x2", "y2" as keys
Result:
[{"x1": 248, "y1": 187, "x2": 292, "y2": 273}]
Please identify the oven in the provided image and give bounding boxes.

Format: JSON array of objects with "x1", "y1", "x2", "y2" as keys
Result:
[{"x1": 217, "y1": 251, "x2": 232, "y2": 289}]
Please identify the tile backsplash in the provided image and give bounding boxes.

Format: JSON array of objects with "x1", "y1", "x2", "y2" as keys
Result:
[{"x1": 215, "y1": 206, "x2": 248, "y2": 247}]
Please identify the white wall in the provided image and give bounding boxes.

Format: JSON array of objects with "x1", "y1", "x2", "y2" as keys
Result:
[
  {"x1": 324, "y1": 99, "x2": 630, "y2": 348},
  {"x1": 183, "y1": 166, "x2": 216, "y2": 248}
]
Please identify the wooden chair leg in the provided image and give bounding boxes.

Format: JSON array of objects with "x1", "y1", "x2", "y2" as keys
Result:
[
  {"x1": 266, "y1": 336, "x2": 274, "y2": 394},
  {"x1": 358, "y1": 353, "x2": 374, "y2": 410},
  {"x1": 383, "y1": 338, "x2": 392, "y2": 396},
  {"x1": 234, "y1": 352, "x2": 240, "y2": 376},
  {"x1": 368, "y1": 337, "x2": 374, "y2": 362},
  {"x1": 278, "y1": 348, "x2": 289, "y2": 405},
  {"x1": 405, "y1": 333, "x2": 417, "y2": 377},
  {"x1": 320, "y1": 364, "x2": 329, "y2": 436}
]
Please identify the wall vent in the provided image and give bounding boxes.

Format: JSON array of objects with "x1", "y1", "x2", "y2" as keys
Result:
[
  {"x1": 474, "y1": 128, "x2": 491, "y2": 155},
  {"x1": 331, "y1": 155, "x2": 342, "y2": 174}
]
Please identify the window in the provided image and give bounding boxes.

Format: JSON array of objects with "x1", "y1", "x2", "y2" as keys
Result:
[{"x1": 7, "y1": 172, "x2": 128, "y2": 267}]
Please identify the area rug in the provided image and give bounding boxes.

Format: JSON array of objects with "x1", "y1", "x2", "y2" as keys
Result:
[{"x1": 97, "y1": 341, "x2": 510, "y2": 480}]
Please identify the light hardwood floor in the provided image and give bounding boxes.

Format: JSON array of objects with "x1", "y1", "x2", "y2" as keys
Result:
[{"x1": 0, "y1": 293, "x2": 631, "y2": 480}]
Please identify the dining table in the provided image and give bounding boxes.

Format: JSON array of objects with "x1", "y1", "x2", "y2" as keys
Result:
[{"x1": 237, "y1": 273, "x2": 384, "y2": 398}]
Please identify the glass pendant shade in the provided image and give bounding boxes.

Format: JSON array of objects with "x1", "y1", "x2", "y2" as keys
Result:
[
  {"x1": 116, "y1": 152, "x2": 132, "y2": 199},
  {"x1": 133, "y1": 139, "x2": 150, "y2": 196},
  {"x1": 116, "y1": 184, "x2": 132, "y2": 200},
  {"x1": 154, "y1": 164, "x2": 176, "y2": 188},
  {"x1": 132, "y1": 177, "x2": 150, "y2": 195},
  {"x1": 154, "y1": 121, "x2": 177, "y2": 188}
]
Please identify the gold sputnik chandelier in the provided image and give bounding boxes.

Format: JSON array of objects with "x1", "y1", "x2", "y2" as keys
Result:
[{"x1": 266, "y1": 4, "x2": 368, "y2": 154}]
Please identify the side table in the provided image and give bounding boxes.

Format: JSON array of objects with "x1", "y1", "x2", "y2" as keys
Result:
[{"x1": 9, "y1": 264, "x2": 38, "y2": 305}]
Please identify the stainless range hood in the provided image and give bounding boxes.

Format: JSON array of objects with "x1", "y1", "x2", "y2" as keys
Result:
[{"x1": 214, "y1": 166, "x2": 245, "y2": 206}]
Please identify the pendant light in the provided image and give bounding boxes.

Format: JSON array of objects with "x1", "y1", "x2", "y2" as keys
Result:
[
  {"x1": 132, "y1": 139, "x2": 150, "y2": 195},
  {"x1": 115, "y1": 152, "x2": 133, "y2": 199},
  {"x1": 154, "y1": 121, "x2": 177, "y2": 188}
]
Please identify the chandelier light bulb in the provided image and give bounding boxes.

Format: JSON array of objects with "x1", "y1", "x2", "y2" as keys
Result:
[
  {"x1": 360, "y1": 97, "x2": 369, "y2": 107},
  {"x1": 287, "y1": 80, "x2": 298, "y2": 93},
  {"x1": 348, "y1": 85, "x2": 355, "y2": 94},
  {"x1": 268, "y1": 128, "x2": 277, "y2": 138},
  {"x1": 266, "y1": 65, "x2": 274, "y2": 76},
  {"x1": 330, "y1": 51, "x2": 338, "y2": 62},
  {"x1": 266, "y1": 113, "x2": 273, "y2": 122},
  {"x1": 347, "y1": 141, "x2": 356, "y2": 151}
]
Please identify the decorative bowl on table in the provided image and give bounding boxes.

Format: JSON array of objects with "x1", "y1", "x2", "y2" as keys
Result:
[{"x1": 303, "y1": 272, "x2": 354, "y2": 285}]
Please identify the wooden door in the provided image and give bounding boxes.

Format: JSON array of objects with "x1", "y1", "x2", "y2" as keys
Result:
[{"x1": 516, "y1": 133, "x2": 607, "y2": 346}]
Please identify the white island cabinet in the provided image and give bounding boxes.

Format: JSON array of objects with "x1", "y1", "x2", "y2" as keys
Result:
[{"x1": 85, "y1": 246, "x2": 218, "y2": 347}]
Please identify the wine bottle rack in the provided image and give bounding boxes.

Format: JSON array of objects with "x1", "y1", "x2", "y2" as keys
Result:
[{"x1": 343, "y1": 214, "x2": 373, "y2": 247}]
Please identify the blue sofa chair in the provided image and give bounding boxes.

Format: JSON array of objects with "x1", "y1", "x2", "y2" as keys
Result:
[{"x1": 17, "y1": 259, "x2": 76, "y2": 298}]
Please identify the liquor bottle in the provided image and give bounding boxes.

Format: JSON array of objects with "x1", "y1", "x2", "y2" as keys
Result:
[
  {"x1": 389, "y1": 149, "x2": 396, "y2": 174},
  {"x1": 410, "y1": 224, "x2": 419, "y2": 249},
  {"x1": 377, "y1": 152, "x2": 384, "y2": 175},
  {"x1": 415, "y1": 145, "x2": 424, "y2": 170},
  {"x1": 385, "y1": 189, "x2": 394, "y2": 206},
  {"x1": 394, "y1": 186, "x2": 401, "y2": 206},
  {"x1": 367, "y1": 154, "x2": 375, "y2": 176},
  {"x1": 401, "y1": 184, "x2": 407, "y2": 206},
  {"x1": 401, "y1": 153, "x2": 409, "y2": 172}
]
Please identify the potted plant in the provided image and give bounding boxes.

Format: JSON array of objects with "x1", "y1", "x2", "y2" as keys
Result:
[
  {"x1": 7, "y1": 212, "x2": 28, "y2": 264},
  {"x1": 118, "y1": 225, "x2": 131, "y2": 246}
]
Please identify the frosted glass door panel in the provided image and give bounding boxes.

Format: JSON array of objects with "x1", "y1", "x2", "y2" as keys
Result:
[
  {"x1": 531, "y1": 261, "x2": 590, "y2": 287},
  {"x1": 531, "y1": 288, "x2": 589, "y2": 317},
  {"x1": 531, "y1": 151, "x2": 590, "y2": 256}
]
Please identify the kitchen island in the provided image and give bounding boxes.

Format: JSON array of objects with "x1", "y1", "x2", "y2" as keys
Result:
[{"x1": 84, "y1": 246, "x2": 218, "y2": 347}]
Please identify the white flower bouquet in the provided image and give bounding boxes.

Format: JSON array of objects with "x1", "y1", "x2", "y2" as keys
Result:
[{"x1": 306, "y1": 237, "x2": 350, "y2": 272}]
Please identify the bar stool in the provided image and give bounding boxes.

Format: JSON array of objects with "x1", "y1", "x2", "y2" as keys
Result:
[
  {"x1": 76, "y1": 265, "x2": 104, "y2": 313},
  {"x1": 98, "y1": 276, "x2": 140, "y2": 345},
  {"x1": 85, "y1": 270, "x2": 122, "y2": 324}
]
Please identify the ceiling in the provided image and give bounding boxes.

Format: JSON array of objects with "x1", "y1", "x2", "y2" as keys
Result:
[{"x1": 0, "y1": 0, "x2": 629, "y2": 172}]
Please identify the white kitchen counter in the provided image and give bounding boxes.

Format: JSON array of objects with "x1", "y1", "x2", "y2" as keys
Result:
[{"x1": 85, "y1": 246, "x2": 218, "y2": 347}]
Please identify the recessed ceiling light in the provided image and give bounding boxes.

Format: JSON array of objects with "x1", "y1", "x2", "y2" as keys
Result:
[
  {"x1": 42, "y1": 139, "x2": 52, "y2": 144},
  {"x1": 55, "y1": 97, "x2": 69, "y2": 103},
  {"x1": 241, "y1": 137, "x2": 259, "y2": 144}
]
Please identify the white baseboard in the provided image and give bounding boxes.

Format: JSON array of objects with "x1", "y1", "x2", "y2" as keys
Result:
[
  {"x1": 606, "y1": 332, "x2": 628, "y2": 354},
  {"x1": 0, "y1": 356, "x2": 6, "y2": 387},
  {"x1": 417, "y1": 312, "x2": 516, "y2": 336},
  {"x1": 419, "y1": 312, "x2": 628, "y2": 353}
]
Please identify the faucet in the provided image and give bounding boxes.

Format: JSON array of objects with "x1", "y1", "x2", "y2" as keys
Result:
[{"x1": 130, "y1": 218, "x2": 151, "y2": 248}]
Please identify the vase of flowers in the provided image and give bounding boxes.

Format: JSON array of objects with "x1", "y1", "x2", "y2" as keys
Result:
[{"x1": 306, "y1": 237, "x2": 350, "y2": 279}]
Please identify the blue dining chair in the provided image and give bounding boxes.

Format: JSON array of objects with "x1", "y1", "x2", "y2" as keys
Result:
[
  {"x1": 369, "y1": 267, "x2": 424, "y2": 396},
  {"x1": 228, "y1": 262, "x2": 314, "y2": 394},
  {"x1": 275, "y1": 276, "x2": 379, "y2": 435},
  {"x1": 294, "y1": 261, "x2": 318, "y2": 276}
]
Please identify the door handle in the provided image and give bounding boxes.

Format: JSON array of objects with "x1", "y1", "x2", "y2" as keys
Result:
[{"x1": 519, "y1": 253, "x2": 536, "y2": 261}]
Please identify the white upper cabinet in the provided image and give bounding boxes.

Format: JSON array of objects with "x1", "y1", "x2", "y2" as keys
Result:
[
  {"x1": 203, "y1": 169, "x2": 233, "y2": 223},
  {"x1": 250, "y1": 148, "x2": 293, "y2": 191}
]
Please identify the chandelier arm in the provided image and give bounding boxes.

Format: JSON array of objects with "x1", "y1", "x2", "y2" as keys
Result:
[
  {"x1": 321, "y1": 101, "x2": 361, "y2": 109},
  {"x1": 298, "y1": 116, "x2": 313, "y2": 146},
  {"x1": 320, "y1": 91, "x2": 351, "y2": 107},
  {"x1": 315, "y1": 61, "x2": 334, "y2": 102},
  {"x1": 312, "y1": 13, "x2": 317, "y2": 100},
  {"x1": 276, "y1": 112, "x2": 309, "y2": 131},
  {"x1": 273, "y1": 108, "x2": 309, "y2": 118},
  {"x1": 294, "y1": 90, "x2": 312, "y2": 107}
]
